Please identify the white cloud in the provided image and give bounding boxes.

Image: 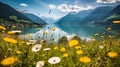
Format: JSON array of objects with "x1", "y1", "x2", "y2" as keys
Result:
[
  {"x1": 20, "y1": 3, "x2": 28, "y2": 7},
  {"x1": 49, "y1": 4, "x2": 56, "y2": 9},
  {"x1": 96, "y1": 0, "x2": 120, "y2": 4},
  {"x1": 57, "y1": 4, "x2": 94, "y2": 13}
]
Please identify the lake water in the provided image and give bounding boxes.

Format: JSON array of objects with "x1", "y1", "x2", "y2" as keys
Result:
[{"x1": 20, "y1": 24, "x2": 117, "y2": 42}]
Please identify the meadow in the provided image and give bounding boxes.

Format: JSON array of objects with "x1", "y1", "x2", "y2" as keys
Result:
[{"x1": 0, "y1": 25, "x2": 120, "y2": 67}]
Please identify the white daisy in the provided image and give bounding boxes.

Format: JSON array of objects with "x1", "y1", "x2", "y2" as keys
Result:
[
  {"x1": 48, "y1": 57, "x2": 61, "y2": 64},
  {"x1": 43, "y1": 48, "x2": 51, "y2": 51},
  {"x1": 29, "y1": 40, "x2": 36, "y2": 44},
  {"x1": 36, "y1": 61, "x2": 45, "y2": 67},
  {"x1": 32, "y1": 44, "x2": 42, "y2": 52},
  {"x1": 11, "y1": 30, "x2": 22, "y2": 34}
]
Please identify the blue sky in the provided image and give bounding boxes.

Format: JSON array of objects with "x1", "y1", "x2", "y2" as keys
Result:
[{"x1": 0, "y1": 0, "x2": 120, "y2": 19}]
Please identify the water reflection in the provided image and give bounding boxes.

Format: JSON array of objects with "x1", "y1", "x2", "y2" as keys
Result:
[{"x1": 20, "y1": 24, "x2": 115, "y2": 42}]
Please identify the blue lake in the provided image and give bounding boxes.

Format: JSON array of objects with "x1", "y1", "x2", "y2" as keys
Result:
[{"x1": 20, "y1": 24, "x2": 117, "y2": 42}]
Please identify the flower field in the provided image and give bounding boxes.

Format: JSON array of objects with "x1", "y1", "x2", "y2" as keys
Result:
[{"x1": 0, "y1": 25, "x2": 120, "y2": 67}]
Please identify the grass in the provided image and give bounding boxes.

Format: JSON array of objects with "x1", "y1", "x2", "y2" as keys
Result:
[{"x1": 0, "y1": 26, "x2": 120, "y2": 67}]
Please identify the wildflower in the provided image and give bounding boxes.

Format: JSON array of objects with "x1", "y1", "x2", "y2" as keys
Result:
[
  {"x1": 75, "y1": 46, "x2": 81, "y2": 49},
  {"x1": 108, "y1": 35, "x2": 113, "y2": 38},
  {"x1": 107, "y1": 52, "x2": 118, "y2": 58},
  {"x1": 32, "y1": 44, "x2": 42, "y2": 52},
  {"x1": 29, "y1": 40, "x2": 36, "y2": 44},
  {"x1": 113, "y1": 20, "x2": 120, "y2": 24},
  {"x1": 16, "y1": 50, "x2": 22, "y2": 54},
  {"x1": 76, "y1": 50, "x2": 83, "y2": 55},
  {"x1": 79, "y1": 56, "x2": 91, "y2": 63},
  {"x1": 68, "y1": 39, "x2": 79, "y2": 47},
  {"x1": 48, "y1": 57, "x2": 61, "y2": 64},
  {"x1": 1, "y1": 56, "x2": 18, "y2": 66},
  {"x1": 94, "y1": 33, "x2": 99, "y2": 36},
  {"x1": 99, "y1": 45, "x2": 104, "y2": 49},
  {"x1": 60, "y1": 47, "x2": 66, "y2": 52},
  {"x1": 0, "y1": 26, "x2": 6, "y2": 30},
  {"x1": 27, "y1": 34, "x2": 32, "y2": 37},
  {"x1": 36, "y1": 28, "x2": 41, "y2": 31},
  {"x1": 107, "y1": 27, "x2": 112, "y2": 31},
  {"x1": 101, "y1": 36, "x2": 104, "y2": 38},
  {"x1": 51, "y1": 28, "x2": 56, "y2": 31},
  {"x1": 43, "y1": 48, "x2": 51, "y2": 51},
  {"x1": 7, "y1": 30, "x2": 22, "y2": 35},
  {"x1": 36, "y1": 61, "x2": 44, "y2": 67},
  {"x1": 3, "y1": 37, "x2": 18, "y2": 44},
  {"x1": 45, "y1": 30, "x2": 49, "y2": 35},
  {"x1": 53, "y1": 46, "x2": 58, "y2": 50},
  {"x1": 63, "y1": 53, "x2": 68, "y2": 58}
]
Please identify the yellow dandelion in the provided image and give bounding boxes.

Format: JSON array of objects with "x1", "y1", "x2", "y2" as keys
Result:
[
  {"x1": 63, "y1": 53, "x2": 69, "y2": 57},
  {"x1": 0, "y1": 26, "x2": 6, "y2": 30},
  {"x1": 113, "y1": 20, "x2": 120, "y2": 24},
  {"x1": 79, "y1": 56, "x2": 91, "y2": 63},
  {"x1": 107, "y1": 52, "x2": 118, "y2": 58},
  {"x1": 7, "y1": 31, "x2": 14, "y2": 35},
  {"x1": 53, "y1": 46, "x2": 58, "y2": 50},
  {"x1": 68, "y1": 39, "x2": 79, "y2": 47},
  {"x1": 16, "y1": 50, "x2": 22, "y2": 54},
  {"x1": 101, "y1": 36, "x2": 104, "y2": 38},
  {"x1": 3, "y1": 37, "x2": 18, "y2": 44},
  {"x1": 36, "y1": 28, "x2": 41, "y2": 31},
  {"x1": 60, "y1": 47, "x2": 66, "y2": 52},
  {"x1": 1, "y1": 56, "x2": 18, "y2": 66},
  {"x1": 107, "y1": 27, "x2": 112, "y2": 31},
  {"x1": 51, "y1": 28, "x2": 56, "y2": 31},
  {"x1": 76, "y1": 50, "x2": 83, "y2": 55},
  {"x1": 75, "y1": 46, "x2": 81, "y2": 49},
  {"x1": 45, "y1": 32, "x2": 49, "y2": 35},
  {"x1": 94, "y1": 33, "x2": 99, "y2": 36}
]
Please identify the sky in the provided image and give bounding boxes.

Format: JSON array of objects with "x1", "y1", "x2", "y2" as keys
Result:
[{"x1": 0, "y1": 0, "x2": 120, "y2": 19}]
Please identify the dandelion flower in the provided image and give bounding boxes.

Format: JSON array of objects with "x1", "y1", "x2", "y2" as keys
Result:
[
  {"x1": 1, "y1": 56, "x2": 18, "y2": 66},
  {"x1": 107, "y1": 27, "x2": 112, "y2": 31},
  {"x1": 48, "y1": 57, "x2": 61, "y2": 64},
  {"x1": 63, "y1": 53, "x2": 69, "y2": 58},
  {"x1": 36, "y1": 61, "x2": 44, "y2": 67},
  {"x1": 94, "y1": 33, "x2": 99, "y2": 36},
  {"x1": 3, "y1": 37, "x2": 18, "y2": 44},
  {"x1": 76, "y1": 50, "x2": 83, "y2": 55},
  {"x1": 75, "y1": 46, "x2": 81, "y2": 49},
  {"x1": 32, "y1": 44, "x2": 42, "y2": 52},
  {"x1": 79, "y1": 56, "x2": 91, "y2": 63},
  {"x1": 0, "y1": 26, "x2": 6, "y2": 30},
  {"x1": 8, "y1": 30, "x2": 22, "y2": 35},
  {"x1": 113, "y1": 20, "x2": 120, "y2": 24},
  {"x1": 16, "y1": 50, "x2": 22, "y2": 54},
  {"x1": 43, "y1": 48, "x2": 51, "y2": 51},
  {"x1": 107, "y1": 52, "x2": 118, "y2": 58},
  {"x1": 68, "y1": 39, "x2": 79, "y2": 47},
  {"x1": 51, "y1": 28, "x2": 56, "y2": 31},
  {"x1": 60, "y1": 47, "x2": 66, "y2": 52},
  {"x1": 53, "y1": 46, "x2": 58, "y2": 50}
]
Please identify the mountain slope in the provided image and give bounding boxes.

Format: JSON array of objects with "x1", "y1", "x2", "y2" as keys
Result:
[
  {"x1": 98, "y1": 5, "x2": 120, "y2": 24},
  {"x1": 22, "y1": 13, "x2": 47, "y2": 24},
  {"x1": 56, "y1": 10, "x2": 93, "y2": 25},
  {"x1": 81, "y1": 6, "x2": 114, "y2": 23},
  {"x1": 0, "y1": 2, "x2": 33, "y2": 22}
]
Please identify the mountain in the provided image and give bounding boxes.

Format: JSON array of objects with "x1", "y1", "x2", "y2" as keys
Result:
[
  {"x1": 0, "y1": 2, "x2": 47, "y2": 25},
  {"x1": 81, "y1": 6, "x2": 114, "y2": 24},
  {"x1": 40, "y1": 16, "x2": 55, "y2": 24},
  {"x1": 22, "y1": 13, "x2": 47, "y2": 24},
  {"x1": 0, "y1": 2, "x2": 33, "y2": 23},
  {"x1": 97, "y1": 5, "x2": 120, "y2": 24},
  {"x1": 56, "y1": 10, "x2": 93, "y2": 25}
]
